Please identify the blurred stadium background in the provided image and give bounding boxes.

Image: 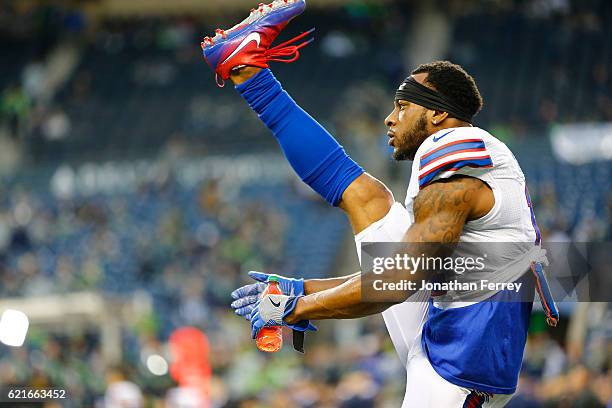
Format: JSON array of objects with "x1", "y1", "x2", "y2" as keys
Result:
[{"x1": 0, "y1": 0, "x2": 610, "y2": 407}]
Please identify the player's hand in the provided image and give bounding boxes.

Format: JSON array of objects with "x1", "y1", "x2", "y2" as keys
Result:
[
  {"x1": 249, "y1": 294, "x2": 317, "y2": 339},
  {"x1": 230, "y1": 271, "x2": 305, "y2": 320}
]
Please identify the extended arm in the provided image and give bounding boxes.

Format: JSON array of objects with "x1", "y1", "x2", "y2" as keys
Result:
[
  {"x1": 304, "y1": 271, "x2": 361, "y2": 295},
  {"x1": 286, "y1": 176, "x2": 494, "y2": 323}
]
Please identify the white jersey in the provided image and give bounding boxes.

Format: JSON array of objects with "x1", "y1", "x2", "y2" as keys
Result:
[
  {"x1": 405, "y1": 126, "x2": 539, "y2": 245},
  {"x1": 406, "y1": 126, "x2": 544, "y2": 303},
  {"x1": 355, "y1": 126, "x2": 543, "y2": 400}
]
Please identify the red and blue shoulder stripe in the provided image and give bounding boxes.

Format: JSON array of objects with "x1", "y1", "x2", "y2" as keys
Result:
[{"x1": 418, "y1": 138, "x2": 493, "y2": 189}]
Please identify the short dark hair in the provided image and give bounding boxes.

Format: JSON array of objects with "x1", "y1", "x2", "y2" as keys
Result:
[{"x1": 412, "y1": 61, "x2": 483, "y2": 119}]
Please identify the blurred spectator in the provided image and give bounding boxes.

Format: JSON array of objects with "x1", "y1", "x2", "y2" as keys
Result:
[
  {"x1": 41, "y1": 107, "x2": 71, "y2": 141},
  {"x1": 22, "y1": 58, "x2": 47, "y2": 102},
  {"x1": 1, "y1": 84, "x2": 31, "y2": 139},
  {"x1": 104, "y1": 367, "x2": 144, "y2": 408}
]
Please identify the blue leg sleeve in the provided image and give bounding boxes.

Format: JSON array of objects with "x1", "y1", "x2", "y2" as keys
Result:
[{"x1": 235, "y1": 69, "x2": 364, "y2": 206}]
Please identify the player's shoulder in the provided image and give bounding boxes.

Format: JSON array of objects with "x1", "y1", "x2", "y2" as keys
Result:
[
  {"x1": 415, "y1": 126, "x2": 499, "y2": 167},
  {"x1": 414, "y1": 127, "x2": 498, "y2": 190},
  {"x1": 417, "y1": 127, "x2": 500, "y2": 158}
]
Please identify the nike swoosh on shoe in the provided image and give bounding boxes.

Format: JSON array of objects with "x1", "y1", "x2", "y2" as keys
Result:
[{"x1": 221, "y1": 32, "x2": 261, "y2": 65}]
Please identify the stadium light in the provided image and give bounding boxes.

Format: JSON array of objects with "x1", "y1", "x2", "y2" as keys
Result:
[{"x1": 0, "y1": 309, "x2": 29, "y2": 347}]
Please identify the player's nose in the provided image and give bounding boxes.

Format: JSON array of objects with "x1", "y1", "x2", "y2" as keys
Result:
[{"x1": 384, "y1": 111, "x2": 395, "y2": 127}]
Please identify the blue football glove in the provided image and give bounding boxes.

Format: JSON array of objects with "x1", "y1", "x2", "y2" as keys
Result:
[
  {"x1": 230, "y1": 271, "x2": 304, "y2": 320},
  {"x1": 249, "y1": 294, "x2": 317, "y2": 339}
]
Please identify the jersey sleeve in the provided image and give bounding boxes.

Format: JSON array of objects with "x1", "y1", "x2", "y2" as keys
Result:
[{"x1": 417, "y1": 133, "x2": 494, "y2": 190}]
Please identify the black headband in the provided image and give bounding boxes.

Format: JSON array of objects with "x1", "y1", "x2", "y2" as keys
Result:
[{"x1": 395, "y1": 76, "x2": 473, "y2": 123}]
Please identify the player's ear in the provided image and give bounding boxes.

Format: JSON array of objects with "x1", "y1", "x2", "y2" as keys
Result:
[{"x1": 431, "y1": 110, "x2": 449, "y2": 126}]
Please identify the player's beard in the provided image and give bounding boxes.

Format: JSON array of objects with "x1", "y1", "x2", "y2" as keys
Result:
[{"x1": 393, "y1": 110, "x2": 429, "y2": 162}]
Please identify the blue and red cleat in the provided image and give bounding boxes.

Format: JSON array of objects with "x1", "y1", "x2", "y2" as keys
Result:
[{"x1": 201, "y1": 0, "x2": 313, "y2": 86}]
